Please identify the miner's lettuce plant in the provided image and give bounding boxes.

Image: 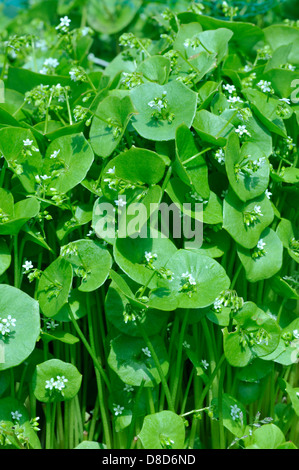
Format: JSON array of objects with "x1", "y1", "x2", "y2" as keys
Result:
[{"x1": 0, "y1": 0, "x2": 298, "y2": 451}]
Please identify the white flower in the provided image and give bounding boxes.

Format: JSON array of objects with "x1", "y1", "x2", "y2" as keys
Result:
[
  {"x1": 46, "y1": 319, "x2": 59, "y2": 330},
  {"x1": 293, "y1": 329, "x2": 299, "y2": 339},
  {"x1": 279, "y1": 98, "x2": 290, "y2": 104},
  {"x1": 50, "y1": 149, "x2": 60, "y2": 159},
  {"x1": 181, "y1": 272, "x2": 196, "y2": 285},
  {"x1": 113, "y1": 404, "x2": 124, "y2": 416},
  {"x1": 107, "y1": 166, "x2": 115, "y2": 175},
  {"x1": 254, "y1": 205, "x2": 263, "y2": 216},
  {"x1": 45, "y1": 378, "x2": 56, "y2": 390},
  {"x1": 257, "y1": 239, "x2": 266, "y2": 250},
  {"x1": 23, "y1": 139, "x2": 33, "y2": 146},
  {"x1": 44, "y1": 58, "x2": 59, "y2": 68},
  {"x1": 215, "y1": 148, "x2": 225, "y2": 164},
  {"x1": 124, "y1": 384, "x2": 134, "y2": 393},
  {"x1": 22, "y1": 260, "x2": 33, "y2": 272},
  {"x1": 286, "y1": 64, "x2": 295, "y2": 71},
  {"x1": 243, "y1": 65, "x2": 252, "y2": 72},
  {"x1": 11, "y1": 411, "x2": 22, "y2": 421},
  {"x1": 115, "y1": 197, "x2": 126, "y2": 208},
  {"x1": 144, "y1": 252, "x2": 157, "y2": 263},
  {"x1": 55, "y1": 376, "x2": 68, "y2": 391},
  {"x1": 56, "y1": 16, "x2": 71, "y2": 32},
  {"x1": 223, "y1": 84, "x2": 236, "y2": 94},
  {"x1": 201, "y1": 359, "x2": 209, "y2": 370},
  {"x1": 257, "y1": 80, "x2": 272, "y2": 93},
  {"x1": 227, "y1": 96, "x2": 243, "y2": 104},
  {"x1": 142, "y1": 347, "x2": 151, "y2": 358},
  {"x1": 182, "y1": 341, "x2": 191, "y2": 349},
  {"x1": 235, "y1": 125, "x2": 251, "y2": 137},
  {"x1": 230, "y1": 404, "x2": 242, "y2": 421},
  {"x1": 69, "y1": 70, "x2": 77, "y2": 81},
  {"x1": 265, "y1": 189, "x2": 272, "y2": 199}
]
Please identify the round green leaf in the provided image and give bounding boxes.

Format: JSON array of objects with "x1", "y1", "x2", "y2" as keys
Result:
[
  {"x1": 139, "y1": 411, "x2": 185, "y2": 449},
  {"x1": 60, "y1": 240, "x2": 112, "y2": 292},
  {"x1": 87, "y1": 0, "x2": 142, "y2": 35},
  {"x1": 276, "y1": 218, "x2": 299, "y2": 263},
  {"x1": 223, "y1": 188, "x2": 274, "y2": 249},
  {"x1": 37, "y1": 256, "x2": 73, "y2": 318},
  {"x1": 43, "y1": 133, "x2": 94, "y2": 195},
  {"x1": 237, "y1": 228, "x2": 283, "y2": 282},
  {"x1": 225, "y1": 133, "x2": 270, "y2": 202},
  {"x1": 130, "y1": 81, "x2": 197, "y2": 141},
  {"x1": 32, "y1": 359, "x2": 82, "y2": 403},
  {"x1": 0, "y1": 397, "x2": 41, "y2": 449},
  {"x1": 105, "y1": 281, "x2": 169, "y2": 337},
  {"x1": 108, "y1": 334, "x2": 169, "y2": 387},
  {"x1": 0, "y1": 285, "x2": 40, "y2": 371},
  {"x1": 152, "y1": 249, "x2": 230, "y2": 309}
]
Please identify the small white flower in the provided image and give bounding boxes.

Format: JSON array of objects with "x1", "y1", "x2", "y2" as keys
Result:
[
  {"x1": 257, "y1": 239, "x2": 266, "y2": 250},
  {"x1": 23, "y1": 139, "x2": 33, "y2": 146},
  {"x1": 227, "y1": 96, "x2": 243, "y2": 104},
  {"x1": 215, "y1": 148, "x2": 225, "y2": 164},
  {"x1": 279, "y1": 98, "x2": 290, "y2": 104},
  {"x1": 201, "y1": 359, "x2": 209, "y2": 370},
  {"x1": 144, "y1": 252, "x2": 157, "y2": 263},
  {"x1": 22, "y1": 260, "x2": 33, "y2": 272},
  {"x1": 46, "y1": 319, "x2": 59, "y2": 330},
  {"x1": 115, "y1": 197, "x2": 126, "y2": 208},
  {"x1": 44, "y1": 58, "x2": 59, "y2": 68},
  {"x1": 293, "y1": 329, "x2": 299, "y2": 339},
  {"x1": 113, "y1": 404, "x2": 124, "y2": 416},
  {"x1": 56, "y1": 16, "x2": 71, "y2": 31},
  {"x1": 182, "y1": 341, "x2": 191, "y2": 349},
  {"x1": 257, "y1": 80, "x2": 272, "y2": 93},
  {"x1": 286, "y1": 64, "x2": 295, "y2": 71},
  {"x1": 235, "y1": 125, "x2": 251, "y2": 137},
  {"x1": 265, "y1": 189, "x2": 272, "y2": 199},
  {"x1": 45, "y1": 378, "x2": 56, "y2": 391},
  {"x1": 11, "y1": 411, "x2": 22, "y2": 421},
  {"x1": 107, "y1": 166, "x2": 115, "y2": 175},
  {"x1": 254, "y1": 205, "x2": 263, "y2": 216},
  {"x1": 181, "y1": 272, "x2": 196, "y2": 285},
  {"x1": 223, "y1": 84, "x2": 236, "y2": 94},
  {"x1": 124, "y1": 384, "x2": 134, "y2": 393},
  {"x1": 142, "y1": 347, "x2": 151, "y2": 358},
  {"x1": 55, "y1": 376, "x2": 68, "y2": 391},
  {"x1": 50, "y1": 149, "x2": 60, "y2": 159},
  {"x1": 243, "y1": 65, "x2": 252, "y2": 72},
  {"x1": 69, "y1": 70, "x2": 77, "y2": 81},
  {"x1": 230, "y1": 404, "x2": 242, "y2": 421}
]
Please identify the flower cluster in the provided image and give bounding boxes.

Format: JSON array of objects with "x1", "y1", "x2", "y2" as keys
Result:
[
  {"x1": 179, "y1": 272, "x2": 197, "y2": 297},
  {"x1": 230, "y1": 404, "x2": 243, "y2": 422},
  {"x1": 234, "y1": 157, "x2": 265, "y2": 181},
  {"x1": 243, "y1": 205, "x2": 263, "y2": 227},
  {"x1": 213, "y1": 290, "x2": 244, "y2": 313},
  {"x1": 0, "y1": 315, "x2": 16, "y2": 337},
  {"x1": 148, "y1": 91, "x2": 175, "y2": 123},
  {"x1": 45, "y1": 375, "x2": 68, "y2": 395},
  {"x1": 252, "y1": 239, "x2": 266, "y2": 259}
]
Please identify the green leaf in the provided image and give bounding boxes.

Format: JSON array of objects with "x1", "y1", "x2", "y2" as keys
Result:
[
  {"x1": 245, "y1": 424, "x2": 286, "y2": 449},
  {"x1": 237, "y1": 228, "x2": 283, "y2": 282},
  {"x1": 139, "y1": 411, "x2": 185, "y2": 449},
  {"x1": 108, "y1": 334, "x2": 169, "y2": 387},
  {"x1": 130, "y1": 81, "x2": 197, "y2": 141},
  {"x1": 223, "y1": 188, "x2": 274, "y2": 249},
  {"x1": 152, "y1": 249, "x2": 230, "y2": 310},
  {"x1": 0, "y1": 127, "x2": 43, "y2": 193},
  {"x1": 212, "y1": 394, "x2": 247, "y2": 438},
  {"x1": 0, "y1": 397, "x2": 41, "y2": 449},
  {"x1": 137, "y1": 56, "x2": 171, "y2": 85},
  {"x1": 32, "y1": 359, "x2": 82, "y2": 403},
  {"x1": 0, "y1": 238, "x2": 11, "y2": 276},
  {"x1": 37, "y1": 257, "x2": 73, "y2": 318},
  {"x1": 41, "y1": 329, "x2": 79, "y2": 345},
  {"x1": 225, "y1": 133, "x2": 270, "y2": 202},
  {"x1": 0, "y1": 285, "x2": 40, "y2": 371},
  {"x1": 43, "y1": 133, "x2": 94, "y2": 195},
  {"x1": 276, "y1": 218, "x2": 299, "y2": 263},
  {"x1": 193, "y1": 109, "x2": 234, "y2": 146},
  {"x1": 90, "y1": 95, "x2": 135, "y2": 158},
  {"x1": 74, "y1": 441, "x2": 107, "y2": 449},
  {"x1": 86, "y1": 0, "x2": 142, "y2": 35},
  {"x1": 60, "y1": 240, "x2": 112, "y2": 292}
]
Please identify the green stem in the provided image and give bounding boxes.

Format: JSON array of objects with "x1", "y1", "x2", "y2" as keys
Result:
[{"x1": 171, "y1": 309, "x2": 190, "y2": 406}]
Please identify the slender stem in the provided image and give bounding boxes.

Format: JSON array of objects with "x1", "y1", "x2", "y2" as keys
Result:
[{"x1": 171, "y1": 309, "x2": 190, "y2": 406}]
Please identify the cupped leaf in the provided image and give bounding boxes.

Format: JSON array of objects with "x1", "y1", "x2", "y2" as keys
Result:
[
  {"x1": 0, "y1": 285, "x2": 40, "y2": 371},
  {"x1": 108, "y1": 334, "x2": 169, "y2": 387},
  {"x1": 105, "y1": 281, "x2": 169, "y2": 337},
  {"x1": 139, "y1": 411, "x2": 185, "y2": 449},
  {"x1": 130, "y1": 80, "x2": 197, "y2": 141},
  {"x1": 0, "y1": 397, "x2": 41, "y2": 449},
  {"x1": 43, "y1": 133, "x2": 94, "y2": 195},
  {"x1": 114, "y1": 228, "x2": 177, "y2": 289},
  {"x1": 87, "y1": 0, "x2": 142, "y2": 35},
  {"x1": 0, "y1": 127, "x2": 43, "y2": 193},
  {"x1": 225, "y1": 133, "x2": 270, "y2": 202},
  {"x1": 32, "y1": 359, "x2": 82, "y2": 403},
  {"x1": 237, "y1": 228, "x2": 283, "y2": 282},
  {"x1": 60, "y1": 240, "x2": 112, "y2": 292},
  {"x1": 37, "y1": 256, "x2": 73, "y2": 318},
  {"x1": 90, "y1": 95, "x2": 135, "y2": 158},
  {"x1": 223, "y1": 188, "x2": 274, "y2": 249},
  {"x1": 152, "y1": 249, "x2": 230, "y2": 309},
  {"x1": 193, "y1": 109, "x2": 234, "y2": 146},
  {"x1": 276, "y1": 218, "x2": 299, "y2": 263},
  {"x1": 137, "y1": 56, "x2": 171, "y2": 85},
  {"x1": 0, "y1": 196, "x2": 40, "y2": 236},
  {"x1": 245, "y1": 424, "x2": 287, "y2": 450}
]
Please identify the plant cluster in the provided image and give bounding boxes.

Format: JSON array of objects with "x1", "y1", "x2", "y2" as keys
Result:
[{"x1": 0, "y1": 0, "x2": 298, "y2": 451}]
